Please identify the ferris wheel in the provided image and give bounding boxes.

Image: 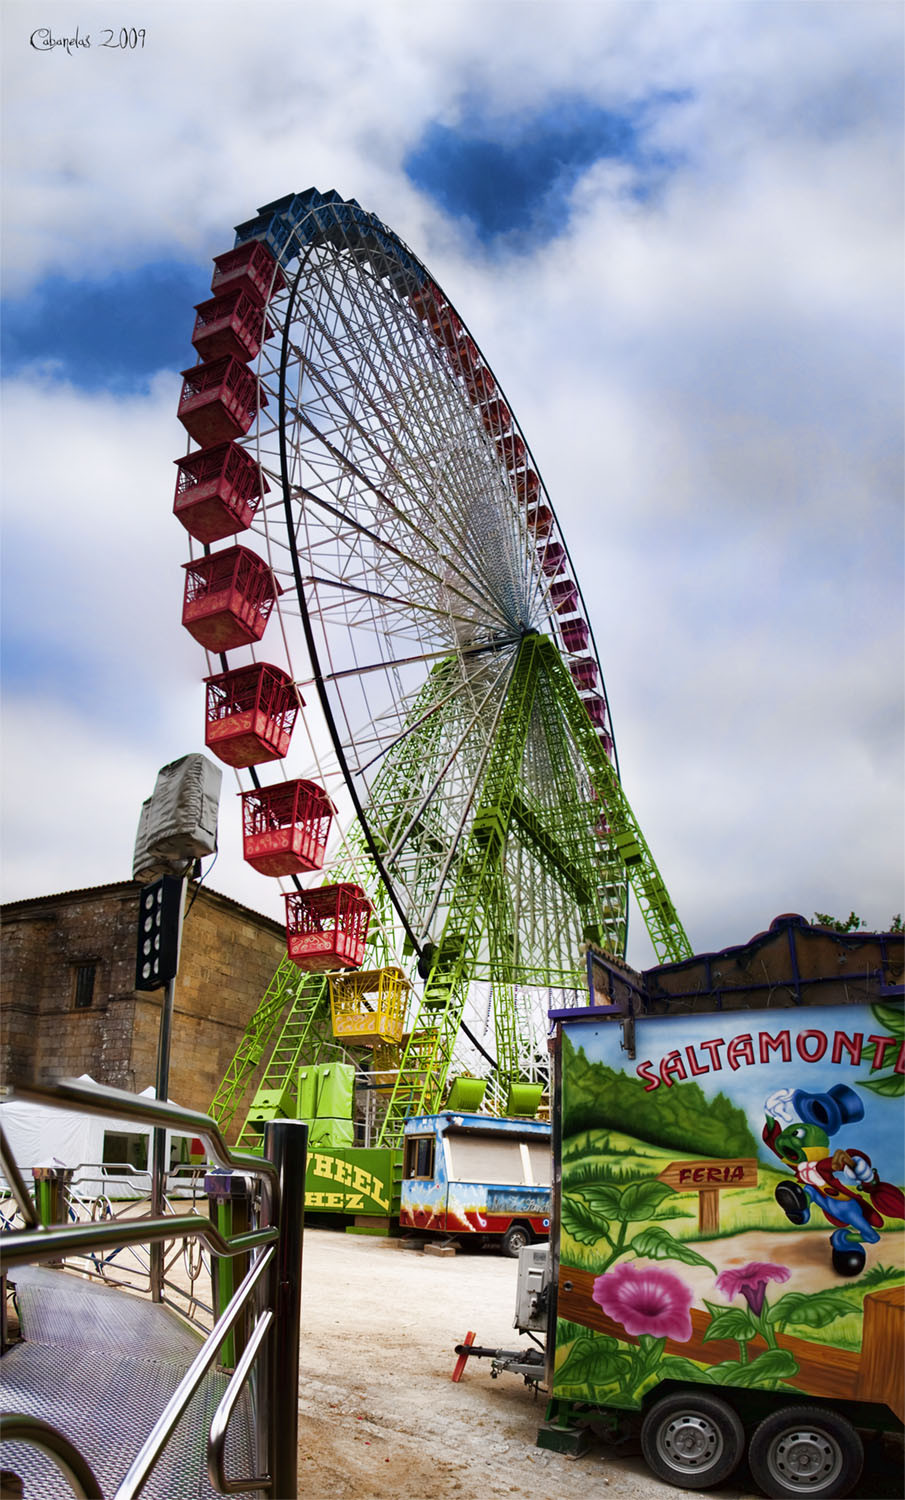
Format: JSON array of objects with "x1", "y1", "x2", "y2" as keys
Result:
[{"x1": 174, "y1": 189, "x2": 690, "y2": 1142}]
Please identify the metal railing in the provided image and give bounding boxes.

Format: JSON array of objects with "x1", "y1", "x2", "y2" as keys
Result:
[
  {"x1": 2, "y1": 1162, "x2": 214, "y2": 1323},
  {"x1": 0, "y1": 1077, "x2": 306, "y2": 1499}
]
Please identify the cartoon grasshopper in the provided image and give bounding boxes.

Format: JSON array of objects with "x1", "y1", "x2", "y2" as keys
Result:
[{"x1": 763, "y1": 1084, "x2": 905, "y2": 1276}]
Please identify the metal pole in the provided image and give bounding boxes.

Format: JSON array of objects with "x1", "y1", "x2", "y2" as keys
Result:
[
  {"x1": 150, "y1": 971, "x2": 178, "y2": 1302},
  {"x1": 263, "y1": 1119, "x2": 306, "y2": 1500}
]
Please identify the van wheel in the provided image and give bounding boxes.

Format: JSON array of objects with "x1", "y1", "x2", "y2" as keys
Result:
[
  {"x1": 500, "y1": 1224, "x2": 531, "y2": 1258},
  {"x1": 747, "y1": 1406, "x2": 862, "y2": 1499},
  {"x1": 640, "y1": 1391, "x2": 745, "y2": 1489}
]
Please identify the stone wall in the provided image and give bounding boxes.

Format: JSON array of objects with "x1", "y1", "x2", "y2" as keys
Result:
[{"x1": 1, "y1": 882, "x2": 286, "y2": 1130}]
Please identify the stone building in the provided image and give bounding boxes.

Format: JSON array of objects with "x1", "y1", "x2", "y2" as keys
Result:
[{"x1": 1, "y1": 881, "x2": 286, "y2": 1135}]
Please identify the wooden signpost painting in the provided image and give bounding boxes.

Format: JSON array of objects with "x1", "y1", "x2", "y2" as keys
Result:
[{"x1": 657, "y1": 1156, "x2": 758, "y2": 1232}]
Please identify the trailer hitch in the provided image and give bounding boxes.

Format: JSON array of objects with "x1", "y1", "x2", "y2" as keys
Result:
[{"x1": 452, "y1": 1333, "x2": 546, "y2": 1388}]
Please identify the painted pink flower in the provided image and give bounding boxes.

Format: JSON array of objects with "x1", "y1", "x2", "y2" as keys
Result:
[
  {"x1": 592, "y1": 1263, "x2": 694, "y2": 1342},
  {"x1": 715, "y1": 1261, "x2": 790, "y2": 1316}
]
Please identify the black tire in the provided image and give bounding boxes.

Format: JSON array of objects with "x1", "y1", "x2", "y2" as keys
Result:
[
  {"x1": 500, "y1": 1223, "x2": 531, "y2": 1258},
  {"x1": 640, "y1": 1390, "x2": 745, "y2": 1489},
  {"x1": 748, "y1": 1406, "x2": 863, "y2": 1499}
]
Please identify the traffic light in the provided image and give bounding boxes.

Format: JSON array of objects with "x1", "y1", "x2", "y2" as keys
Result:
[{"x1": 135, "y1": 876, "x2": 185, "y2": 991}]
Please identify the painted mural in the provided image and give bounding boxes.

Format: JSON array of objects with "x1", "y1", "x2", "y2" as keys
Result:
[{"x1": 554, "y1": 1002, "x2": 905, "y2": 1418}]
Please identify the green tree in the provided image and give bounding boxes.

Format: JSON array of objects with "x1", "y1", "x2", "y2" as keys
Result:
[
  {"x1": 813, "y1": 912, "x2": 903, "y2": 934},
  {"x1": 813, "y1": 911, "x2": 864, "y2": 932}
]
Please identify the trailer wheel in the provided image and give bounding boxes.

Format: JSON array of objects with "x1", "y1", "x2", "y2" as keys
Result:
[
  {"x1": 747, "y1": 1406, "x2": 863, "y2": 1499},
  {"x1": 500, "y1": 1223, "x2": 531, "y2": 1258},
  {"x1": 640, "y1": 1391, "x2": 745, "y2": 1489}
]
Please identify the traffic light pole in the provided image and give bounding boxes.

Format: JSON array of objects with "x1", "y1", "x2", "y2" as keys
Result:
[
  {"x1": 150, "y1": 968, "x2": 178, "y2": 1302},
  {"x1": 142, "y1": 874, "x2": 187, "y2": 1303}
]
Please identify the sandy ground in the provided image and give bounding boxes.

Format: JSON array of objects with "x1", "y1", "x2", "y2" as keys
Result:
[
  {"x1": 294, "y1": 1229, "x2": 720, "y2": 1500},
  {"x1": 290, "y1": 1229, "x2": 903, "y2": 1500}
]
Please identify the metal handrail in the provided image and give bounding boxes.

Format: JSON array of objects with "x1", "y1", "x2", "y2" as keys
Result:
[
  {"x1": 8, "y1": 1077, "x2": 276, "y2": 1181},
  {"x1": 115, "y1": 1248, "x2": 275, "y2": 1500},
  {"x1": 0, "y1": 1210, "x2": 277, "y2": 1271},
  {"x1": 0, "y1": 1414, "x2": 103, "y2": 1499},
  {"x1": 0, "y1": 1082, "x2": 306, "y2": 1500},
  {"x1": 208, "y1": 1310, "x2": 274, "y2": 1494}
]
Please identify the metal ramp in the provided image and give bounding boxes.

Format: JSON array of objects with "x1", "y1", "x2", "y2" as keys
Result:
[{"x1": 1, "y1": 1266, "x2": 265, "y2": 1500}]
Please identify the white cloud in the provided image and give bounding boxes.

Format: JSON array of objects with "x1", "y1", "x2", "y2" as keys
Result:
[{"x1": 1, "y1": 0, "x2": 902, "y2": 974}]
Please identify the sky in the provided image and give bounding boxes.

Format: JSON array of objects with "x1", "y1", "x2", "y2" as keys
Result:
[{"x1": 1, "y1": 0, "x2": 903, "y2": 973}]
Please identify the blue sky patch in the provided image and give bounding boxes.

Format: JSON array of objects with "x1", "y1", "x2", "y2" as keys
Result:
[
  {"x1": 1, "y1": 261, "x2": 207, "y2": 392},
  {"x1": 404, "y1": 95, "x2": 684, "y2": 244}
]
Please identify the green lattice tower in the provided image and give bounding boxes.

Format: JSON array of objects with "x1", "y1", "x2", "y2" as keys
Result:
[
  {"x1": 373, "y1": 632, "x2": 690, "y2": 1146},
  {"x1": 208, "y1": 962, "x2": 321, "y2": 1134}
]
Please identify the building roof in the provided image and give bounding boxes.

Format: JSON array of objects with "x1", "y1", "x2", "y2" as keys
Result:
[{"x1": 0, "y1": 880, "x2": 285, "y2": 937}]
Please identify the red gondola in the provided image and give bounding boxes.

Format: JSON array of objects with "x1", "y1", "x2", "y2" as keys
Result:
[
  {"x1": 570, "y1": 658, "x2": 598, "y2": 691},
  {"x1": 428, "y1": 306, "x2": 463, "y2": 348},
  {"x1": 182, "y1": 546, "x2": 280, "y2": 652},
  {"x1": 190, "y1": 289, "x2": 273, "y2": 364},
  {"x1": 560, "y1": 618, "x2": 590, "y2": 653},
  {"x1": 173, "y1": 441, "x2": 268, "y2": 544},
  {"x1": 515, "y1": 469, "x2": 541, "y2": 505},
  {"x1": 463, "y1": 365, "x2": 496, "y2": 403},
  {"x1": 478, "y1": 397, "x2": 512, "y2": 439},
  {"x1": 177, "y1": 356, "x2": 264, "y2": 447},
  {"x1": 210, "y1": 241, "x2": 286, "y2": 304},
  {"x1": 241, "y1": 779, "x2": 335, "y2": 876},
  {"x1": 408, "y1": 284, "x2": 442, "y2": 321},
  {"x1": 526, "y1": 504, "x2": 553, "y2": 540},
  {"x1": 447, "y1": 336, "x2": 480, "y2": 379},
  {"x1": 285, "y1": 884, "x2": 372, "y2": 972},
  {"x1": 496, "y1": 432, "x2": 527, "y2": 471},
  {"x1": 204, "y1": 663, "x2": 299, "y2": 767}
]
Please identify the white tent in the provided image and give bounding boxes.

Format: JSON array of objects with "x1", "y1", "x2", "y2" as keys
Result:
[{"x1": 0, "y1": 1076, "x2": 195, "y2": 1200}]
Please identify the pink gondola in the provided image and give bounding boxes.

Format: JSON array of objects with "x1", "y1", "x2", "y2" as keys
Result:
[
  {"x1": 285, "y1": 884, "x2": 372, "y2": 972},
  {"x1": 204, "y1": 663, "x2": 299, "y2": 767},
  {"x1": 241, "y1": 779, "x2": 335, "y2": 876}
]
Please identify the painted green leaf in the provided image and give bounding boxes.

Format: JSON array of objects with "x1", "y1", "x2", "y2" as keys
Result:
[
  {"x1": 616, "y1": 1180, "x2": 676, "y2": 1222},
  {"x1": 870, "y1": 1003, "x2": 905, "y2": 1038},
  {"x1": 575, "y1": 1183, "x2": 623, "y2": 1219},
  {"x1": 701, "y1": 1304, "x2": 757, "y2": 1342},
  {"x1": 658, "y1": 1355, "x2": 714, "y2": 1383},
  {"x1": 629, "y1": 1225, "x2": 717, "y2": 1271},
  {"x1": 562, "y1": 1197, "x2": 608, "y2": 1247},
  {"x1": 704, "y1": 1349, "x2": 798, "y2": 1387},
  {"x1": 556, "y1": 1336, "x2": 629, "y2": 1389},
  {"x1": 723, "y1": 1348, "x2": 799, "y2": 1387},
  {"x1": 768, "y1": 1289, "x2": 855, "y2": 1329},
  {"x1": 857, "y1": 1072, "x2": 905, "y2": 1098}
]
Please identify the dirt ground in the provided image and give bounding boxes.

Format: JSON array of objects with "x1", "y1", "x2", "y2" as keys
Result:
[
  {"x1": 294, "y1": 1228, "x2": 704, "y2": 1500},
  {"x1": 290, "y1": 1229, "x2": 903, "y2": 1500}
]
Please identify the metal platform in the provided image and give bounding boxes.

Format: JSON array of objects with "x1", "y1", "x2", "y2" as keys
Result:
[{"x1": 1, "y1": 1266, "x2": 265, "y2": 1499}]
